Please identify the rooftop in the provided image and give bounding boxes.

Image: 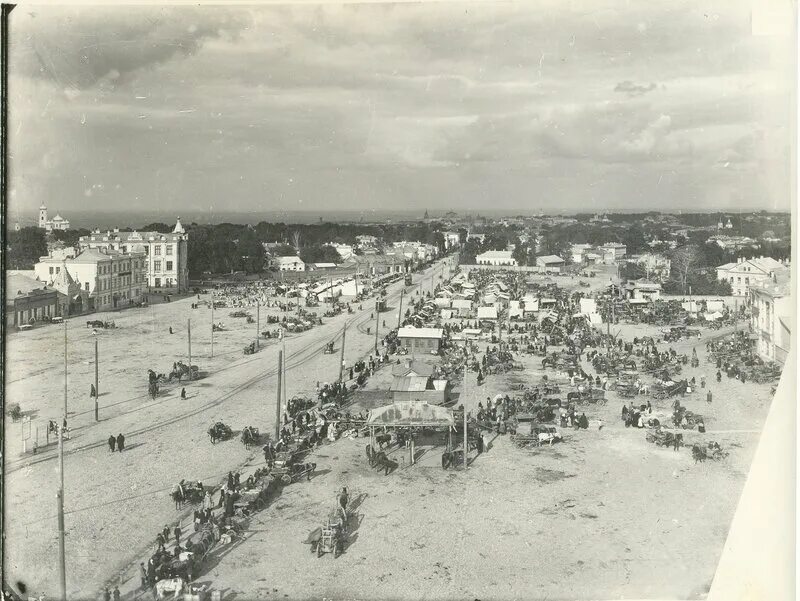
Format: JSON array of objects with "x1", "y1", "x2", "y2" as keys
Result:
[
  {"x1": 397, "y1": 326, "x2": 444, "y2": 339},
  {"x1": 476, "y1": 250, "x2": 513, "y2": 259},
  {"x1": 7, "y1": 273, "x2": 48, "y2": 296},
  {"x1": 537, "y1": 255, "x2": 564, "y2": 264},
  {"x1": 391, "y1": 360, "x2": 435, "y2": 378}
]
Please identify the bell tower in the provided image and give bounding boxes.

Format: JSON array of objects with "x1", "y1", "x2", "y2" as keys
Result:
[{"x1": 38, "y1": 204, "x2": 48, "y2": 229}]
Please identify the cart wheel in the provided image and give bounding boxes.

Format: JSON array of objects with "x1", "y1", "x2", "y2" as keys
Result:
[
  {"x1": 281, "y1": 474, "x2": 291, "y2": 485},
  {"x1": 317, "y1": 543, "x2": 323, "y2": 557},
  {"x1": 334, "y1": 542, "x2": 342, "y2": 558}
]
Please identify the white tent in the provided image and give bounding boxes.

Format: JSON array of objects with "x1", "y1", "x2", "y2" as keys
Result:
[
  {"x1": 477, "y1": 306, "x2": 498, "y2": 320},
  {"x1": 579, "y1": 298, "x2": 597, "y2": 315}
]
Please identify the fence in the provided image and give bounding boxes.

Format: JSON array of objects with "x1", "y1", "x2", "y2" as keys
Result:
[{"x1": 459, "y1": 264, "x2": 572, "y2": 275}]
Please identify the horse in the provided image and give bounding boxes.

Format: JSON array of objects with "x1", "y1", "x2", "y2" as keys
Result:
[
  {"x1": 691, "y1": 444, "x2": 707, "y2": 463},
  {"x1": 373, "y1": 452, "x2": 398, "y2": 475},
  {"x1": 171, "y1": 486, "x2": 186, "y2": 509}
]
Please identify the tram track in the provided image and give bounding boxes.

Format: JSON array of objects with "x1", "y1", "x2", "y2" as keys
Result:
[{"x1": 5, "y1": 263, "x2": 448, "y2": 474}]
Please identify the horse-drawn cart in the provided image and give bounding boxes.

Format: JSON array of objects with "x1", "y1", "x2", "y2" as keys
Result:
[
  {"x1": 270, "y1": 460, "x2": 317, "y2": 485},
  {"x1": 208, "y1": 422, "x2": 233, "y2": 443}
]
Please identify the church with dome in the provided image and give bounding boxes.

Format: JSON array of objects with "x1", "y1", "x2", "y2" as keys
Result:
[{"x1": 38, "y1": 204, "x2": 71, "y2": 232}]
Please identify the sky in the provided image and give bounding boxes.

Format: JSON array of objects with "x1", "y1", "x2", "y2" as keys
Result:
[{"x1": 7, "y1": 0, "x2": 796, "y2": 221}]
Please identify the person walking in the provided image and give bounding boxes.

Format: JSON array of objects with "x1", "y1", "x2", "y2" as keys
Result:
[
  {"x1": 139, "y1": 562, "x2": 148, "y2": 590},
  {"x1": 174, "y1": 524, "x2": 182, "y2": 545},
  {"x1": 181, "y1": 388, "x2": 186, "y2": 399},
  {"x1": 108, "y1": 435, "x2": 116, "y2": 452},
  {"x1": 337, "y1": 487, "x2": 349, "y2": 523},
  {"x1": 707, "y1": 390, "x2": 713, "y2": 403},
  {"x1": 113, "y1": 586, "x2": 120, "y2": 601},
  {"x1": 104, "y1": 588, "x2": 111, "y2": 601},
  {"x1": 116, "y1": 433, "x2": 125, "y2": 452}
]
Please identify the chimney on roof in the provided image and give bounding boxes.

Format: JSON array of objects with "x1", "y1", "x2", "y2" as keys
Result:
[{"x1": 113, "y1": 227, "x2": 119, "y2": 233}]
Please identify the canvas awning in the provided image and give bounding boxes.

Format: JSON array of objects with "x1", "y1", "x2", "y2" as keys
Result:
[{"x1": 367, "y1": 401, "x2": 454, "y2": 427}]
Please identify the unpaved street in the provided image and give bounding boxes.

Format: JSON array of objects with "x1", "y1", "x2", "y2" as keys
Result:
[{"x1": 4, "y1": 261, "x2": 451, "y2": 598}]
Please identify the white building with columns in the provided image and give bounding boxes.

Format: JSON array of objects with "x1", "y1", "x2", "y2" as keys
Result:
[{"x1": 78, "y1": 218, "x2": 189, "y2": 293}]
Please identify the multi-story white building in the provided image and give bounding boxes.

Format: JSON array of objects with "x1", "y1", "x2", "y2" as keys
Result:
[
  {"x1": 35, "y1": 247, "x2": 147, "y2": 311},
  {"x1": 599, "y1": 243, "x2": 627, "y2": 264},
  {"x1": 273, "y1": 256, "x2": 306, "y2": 271},
  {"x1": 476, "y1": 250, "x2": 516, "y2": 266},
  {"x1": 716, "y1": 256, "x2": 787, "y2": 297},
  {"x1": 38, "y1": 204, "x2": 71, "y2": 232},
  {"x1": 78, "y1": 218, "x2": 189, "y2": 293},
  {"x1": 570, "y1": 243, "x2": 593, "y2": 264},
  {"x1": 749, "y1": 272, "x2": 791, "y2": 365},
  {"x1": 442, "y1": 231, "x2": 461, "y2": 249}
]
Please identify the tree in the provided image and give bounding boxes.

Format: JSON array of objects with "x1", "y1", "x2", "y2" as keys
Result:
[
  {"x1": 7, "y1": 227, "x2": 47, "y2": 269},
  {"x1": 238, "y1": 229, "x2": 265, "y2": 273},
  {"x1": 300, "y1": 244, "x2": 341, "y2": 265},
  {"x1": 273, "y1": 244, "x2": 297, "y2": 256},
  {"x1": 669, "y1": 245, "x2": 702, "y2": 294},
  {"x1": 459, "y1": 239, "x2": 480, "y2": 265},
  {"x1": 620, "y1": 262, "x2": 646, "y2": 281},
  {"x1": 50, "y1": 228, "x2": 91, "y2": 248},
  {"x1": 512, "y1": 244, "x2": 528, "y2": 266},
  {"x1": 140, "y1": 222, "x2": 173, "y2": 233}
]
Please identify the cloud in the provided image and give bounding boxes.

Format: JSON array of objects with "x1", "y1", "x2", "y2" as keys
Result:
[
  {"x1": 614, "y1": 80, "x2": 658, "y2": 97},
  {"x1": 11, "y1": 7, "x2": 251, "y2": 92},
  {"x1": 5, "y1": 1, "x2": 793, "y2": 216}
]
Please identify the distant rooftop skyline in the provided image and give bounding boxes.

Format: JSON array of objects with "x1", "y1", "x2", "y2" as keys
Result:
[{"x1": 7, "y1": 1, "x2": 794, "y2": 216}]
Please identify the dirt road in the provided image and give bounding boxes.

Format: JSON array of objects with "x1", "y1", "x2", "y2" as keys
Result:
[{"x1": 3, "y1": 259, "x2": 453, "y2": 598}]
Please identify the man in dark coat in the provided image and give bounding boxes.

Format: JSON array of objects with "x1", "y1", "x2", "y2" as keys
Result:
[
  {"x1": 108, "y1": 435, "x2": 116, "y2": 452},
  {"x1": 174, "y1": 524, "x2": 182, "y2": 545},
  {"x1": 116, "y1": 433, "x2": 125, "y2": 452}
]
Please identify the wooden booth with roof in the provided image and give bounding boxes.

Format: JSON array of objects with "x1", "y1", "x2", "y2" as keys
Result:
[{"x1": 365, "y1": 401, "x2": 458, "y2": 467}]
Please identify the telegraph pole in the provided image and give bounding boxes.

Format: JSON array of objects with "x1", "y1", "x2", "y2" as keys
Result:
[
  {"x1": 64, "y1": 310, "x2": 68, "y2": 417},
  {"x1": 397, "y1": 289, "x2": 405, "y2": 330},
  {"x1": 94, "y1": 335, "x2": 99, "y2": 421},
  {"x1": 275, "y1": 350, "x2": 283, "y2": 440},
  {"x1": 187, "y1": 319, "x2": 192, "y2": 381},
  {"x1": 463, "y1": 360, "x2": 468, "y2": 471},
  {"x1": 338, "y1": 323, "x2": 347, "y2": 383},
  {"x1": 58, "y1": 307, "x2": 68, "y2": 600},
  {"x1": 211, "y1": 300, "x2": 215, "y2": 358},
  {"x1": 256, "y1": 302, "x2": 260, "y2": 349},
  {"x1": 281, "y1": 329, "x2": 287, "y2": 406},
  {"x1": 374, "y1": 300, "x2": 380, "y2": 354}
]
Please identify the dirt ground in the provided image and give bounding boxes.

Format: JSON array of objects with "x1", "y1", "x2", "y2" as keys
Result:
[
  {"x1": 3, "y1": 260, "x2": 453, "y2": 599},
  {"x1": 4, "y1": 261, "x2": 776, "y2": 601},
  {"x1": 140, "y1": 321, "x2": 770, "y2": 601}
]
